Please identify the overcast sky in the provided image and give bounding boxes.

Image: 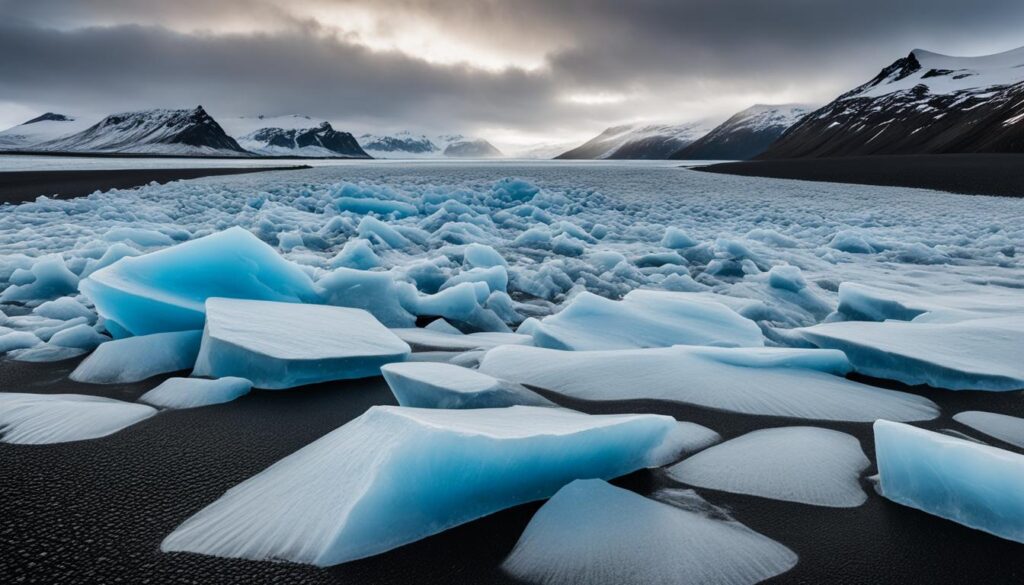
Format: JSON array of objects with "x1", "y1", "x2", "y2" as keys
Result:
[{"x1": 1, "y1": 0, "x2": 1023, "y2": 148}]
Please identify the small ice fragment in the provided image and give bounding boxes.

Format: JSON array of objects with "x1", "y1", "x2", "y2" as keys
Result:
[
  {"x1": 0, "y1": 393, "x2": 156, "y2": 444},
  {"x1": 953, "y1": 411, "x2": 1024, "y2": 449},
  {"x1": 381, "y1": 362, "x2": 554, "y2": 408},
  {"x1": 192, "y1": 298, "x2": 410, "y2": 389},
  {"x1": 70, "y1": 330, "x2": 202, "y2": 384},
  {"x1": 669, "y1": 427, "x2": 870, "y2": 507},
  {"x1": 140, "y1": 377, "x2": 253, "y2": 409}
]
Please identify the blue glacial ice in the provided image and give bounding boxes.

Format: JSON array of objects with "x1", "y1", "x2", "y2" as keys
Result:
[
  {"x1": 502, "y1": 479, "x2": 797, "y2": 585},
  {"x1": 0, "y1": 255, "x2": 79, "y2": 304},
  {"x1": 669, "y1": 427, "x2": 871, "y2": 507},
  {"x1": 160, "y1": 405, "x2": 688, "y2": 566},
  {"x1": 462, "y1": 243, "x2": 507, "y2": 268},
  {"x1": 70, "y1": 329, "x2": 202, "y2": 384},
  {"x1": 79, "y1": 227, "x2": 319, "y2": 336},
  {"x1": 32, "y1": 296, "x2": 96, "y2": 321},
  {"x1": 0, "y1": 393, "x2": 156, "y2": 444},
  {"x1": 528, "y1": 290, "x2": 764, "y2": 351},
  {"x1": 381, "y1": 362, "x2": 554, "y2": 408},
  {"x1": 874, "y1": 420, "x2": 1024, "y2": 544},
  {"x1": 192, "y1": 298, "x2": 410, "y2": 389},
  {"x1": 953, "y1": 411, "x2": 1024, "y2": 450},
  {"x1": 140, "y1": 377, "x2": 253, "y2": 409},
  {"x1": 48, "y1": 324, "x2": 109, "y2": 350},
  {"x1": 797, "y1": 316, "x2": 1024, "y2": 390},
  {"x1": 480, "y1": 345, "x2": 938, "y2": 421},
  {"x1": 329, "y1": 238, "x2": 381, "y2": 270}
]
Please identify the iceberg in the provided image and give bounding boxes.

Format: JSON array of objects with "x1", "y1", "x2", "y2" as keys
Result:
[
  {"x1": 70, "y1": 330, "x2": 202, "y2": 384},
  {"x1": 668, "y1": 427, "x2": 870, "y2": 507},
  {"x1": 0, "y1": 331, "x2": 42, "y2": 353},
  {"x1": 48, "y1": 324, "x2": 109, "y2": 350},
  {"x1": 329, "y1": 239, "x2": 381, "y2": 270},
  {"x1": 502, "y1": 480, "x2": 797, "y2": 585},
  {"x1": 953, "y1": 411, "x2": 1024, "y2": 449},
  {"x1": 462, "y1": 243, "x2": 507, "y2": 268},
  {"x1": 140, "y1": 377, "x2": 253, "y2": 409},
  {"x1": 381, "y1": 362, "x2": 554, "y2": 409},
  {"x1": 797, "y1": 316, "x2": 1024, "y2": 390},
  {"x1": 874, "y1": 420, "x2": 1024, "y2": 544},
  {"x1": 33, "y1": 297, "x2": 96, "y2": 322},
  {"x1": 0, "y1": 393, "x2": 156, "y2": 444},
  {"x1": 391, "y1": 327, "x2": 532, "y2": 351},
  {"x1": 529, "y1": 290, "x2": 764, "y2": 351},
  {"x1": 0, "y1": 255, "x2": 79, "y2": 303},
  {"x1": 161, "y1": 405, "x2": 687, "y2": 566},
  {"x1": 192, "y1": 298, "x2": 410, "y2": 389},
  {"x1": 479, "y1": 345, "x2": 938, "y2": 422},
  {"x1": 317, "y1": 268, "x2": 417, "y2": 327},
  {"x1": 79, "y1": 227, "x2": 319, "y2": 336}
]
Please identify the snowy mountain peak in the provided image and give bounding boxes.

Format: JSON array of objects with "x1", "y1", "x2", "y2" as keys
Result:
[
  {"x1": 36, "y1": 106, "x2": 248, "y2": 156},
  {"x1": 672, "y1": 104, "x2": 813, "y2": 160},
  {"x1": 763, "y1": 46, "x2": 1024, "y2": 157},
  {"x1": 557, "y1": 119, "x2": 717, "y2": 159},
  {"x1": 238, "y1": 121, "x2": 369, "y2": 158},
  {"x1": 23, "y1": 113, "x2": 74, "y2": 125},
  {"x1": 358, "y1": 132, "x2": 502, "y2": 158}
]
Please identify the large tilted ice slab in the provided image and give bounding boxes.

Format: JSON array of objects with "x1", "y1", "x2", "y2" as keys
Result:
[
  {"x1": 161, "y1": 405, "x2": 687, "y2": 566},
  {"x1": 479, "y1": 346, "x2": 938, "y2": 422},
  {"x1": 192, "y1": 298, "x2": 410, "y2": 389},
  {"x1": 502, "y1": 479, "x2": 797, "y2": 585},
  {"x1": 0, "y1": 393, "x2": 156, "y2": 444},
  {"x1": 70, "y1": 330, "x2": 202, "y2": 384},
  {"x1": 381, "y1": 362, "x2": 554, "y2": 409},
  {"x1": 529, "y1": 290, "x2": 764, "y2": 350},
  {"x1": 798, "y1": 317, "x2": 1024, "y2": 391},
  {"x1": 953, "y1": 411, "x2": 1024, "y2": 449},
  {"x1": 669, "y1": 427, "x2": 870, "y2": 507},
  {"x1": 836, "y1": 282, "x2": 1024, "y2": 323},
  {"x1": 79, "y1": 227, "x2": 319, "y2": 336},
  {"x1": 875, "y1": 420, "x2": 1024, "y2": 544},
  {"x1": 140, "y1": 377, "x2": 253, "y2": 409},
  {"x1": 391, "y1": 327, "x2": 532, "y2": 351}
]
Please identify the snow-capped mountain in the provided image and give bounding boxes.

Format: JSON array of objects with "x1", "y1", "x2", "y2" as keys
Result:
[
  {"x1": 505, "y1": 141, "x2": 579, "y2": 159},
  {"x1": 36, "y1": 106, "x2": 249, "y2": 156},
  {"x1": 223, "y1": 116, "x2": 368, "y2": 158},
  {"x1": 556, "y1": 121, "x2": 716, "y2": 159},
  {"x1": 0, "y1": 113, "x2": 95, "y2": 149},
  {"x1": 359, "y1": 132, "x2": 503, "y2": 158},
  {"x1": 763, "y1": 47, "x2": 1024, "y2": 158},
  {"x1": 671, "y1": 104, "x2": 813, "y2": 160}
]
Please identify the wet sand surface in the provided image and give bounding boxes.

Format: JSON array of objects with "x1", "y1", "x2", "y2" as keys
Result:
[
  {"x1": 695, "y1": 154, "x2": 1024, "y2": 197},
  {"x1": 0, "y1": 167, "x2": 310, "y2": 204},
  {"x1": 1, "y1": 357, "x2": 1023, "y2": 584}
]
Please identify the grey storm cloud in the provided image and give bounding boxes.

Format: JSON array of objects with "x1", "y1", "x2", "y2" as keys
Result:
[{"x1": 1, "y1": 0, "x2": 1023, "y2": 140}]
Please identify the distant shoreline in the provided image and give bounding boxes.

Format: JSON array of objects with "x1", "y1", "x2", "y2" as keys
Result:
[
  {"x1": 0, "y1": 166, "x2": 311, "y2": 204},
  {"x1": 0, "y1": 150, "x2": 371, "y2": 161},
  {"x1": 693, "y1": 154, "x2": 1024, "y2": 198}
]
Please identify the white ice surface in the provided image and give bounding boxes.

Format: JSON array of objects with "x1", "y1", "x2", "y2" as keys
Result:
[
  {"x1": 798, "y1": 317, "x2": 1024, "y2": 391},
  {"x1": 530, "y1": 290, "x2": 764, "y2": 350},
  {"x1": 669, "y1": 427, "x2": 871, "y2": 507},
  {"x1": 480, "y1": 345, "x2": 938, "y2": 422},
  {"x1": 0, "y1": 392, "x2": 156, "y2": 444},
  {"x1": 392, "y1": 327, "x2": 532, "y2": 351},
  {"x1": 875, "y1": 420, "x2": 1024, "y2": 544},
  {"x1": 70, "y1": 329, "x2": 202, "y2": 384},
  {"x1": 140, "y1": 377, "x2": 253, "y2": 409},
  {"x1": 953, "y1": 411, "x2": 1024, "y2": 449},
  {"x1": 502, "y1": 479, "x2": 797, "y2": 585},
  {"x1": 161, "y1": 405, "x2": 686, "y2": 566},
  {"x1": 193, "y1": 298, "x2": 410, "y2": 389},
  {"x1": 381, "y1": 362, "x2": 553, "y2": 408}
]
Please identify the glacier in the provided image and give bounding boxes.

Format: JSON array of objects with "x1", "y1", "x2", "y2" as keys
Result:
[
  {"x1": 502, "y1": 479, "x2": 797, "y2": 585},
  {"x1": 668, "y1": 427, "x2": 871, "y2": 507},
  {"x1": 953, "y1": 411, "x2": 1024, "y2": 449},
  {"x1": 161, "y1": 405, "x2": 688, "y2": 566},
  {"x1": 479, "y1": 345, "x2": 939, "y2": 421},
  {"x1": 79, "y1": 227, "x2": 319, "y2": 336},
  {"x1": 0, "y1": 393, "x2": 156, "y2": 444},
  {"x1": 192, "y1": 298, "x2": 410, "y2": 389},
  {"x1": 797, "y1": 316, "x2": 1024, "y2": 390},
  {"x1": 70, "y1": 330, "x2": 202, "y2": 384},
  {"x1": 381, "y1": 362, "x2": 553, "y2": 408},
  {"x1": 874, "y1": 420, "x2": 1024, "y2": 544},
  {"x1": 140, "y1": 377, "x2": 253, "y2": 409}
]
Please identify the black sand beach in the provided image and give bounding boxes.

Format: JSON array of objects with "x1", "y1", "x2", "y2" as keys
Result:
[
  {"x1": 0, "y1": 167, "x2": 311, "y2": 204},
  {"x1": 695, "y1": 154, "x2": 1024, "y2": 197},
  {"x1": 2, "y1": 356, "x2": 1023, "y2": 585}
]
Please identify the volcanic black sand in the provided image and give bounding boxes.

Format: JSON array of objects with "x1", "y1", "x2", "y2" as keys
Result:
[
  {"x1": 695, "y1": 154, "x2": 1024, "y2": 197},
  {"x1": 1, "y1": 355, "x2": 1023, "y2": 584},
  {"x1": 0, "y1": 167, "x2": 311, "y2": 204}
]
